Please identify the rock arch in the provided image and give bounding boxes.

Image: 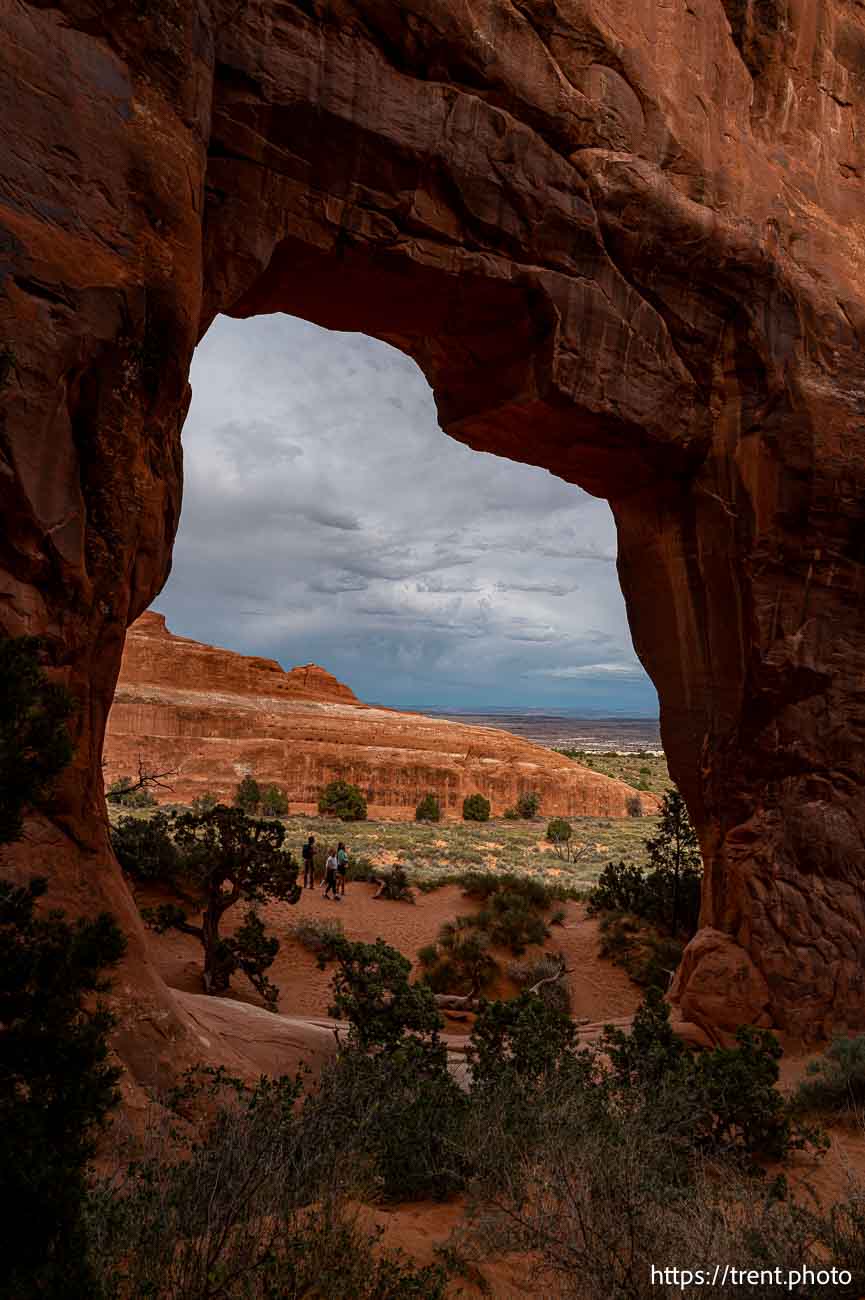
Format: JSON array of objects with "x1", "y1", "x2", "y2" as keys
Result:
[{"x1": 3, "y1": 0, "x2": 865, "y2": 1053}]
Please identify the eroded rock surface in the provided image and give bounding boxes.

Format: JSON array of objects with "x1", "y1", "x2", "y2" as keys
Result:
[
  {"x1": 3, "y1": 1, "x2": 865, "y2": 1049},
  {"x1": 105, "y1": 612, "x2": 657, "y2": 818}
]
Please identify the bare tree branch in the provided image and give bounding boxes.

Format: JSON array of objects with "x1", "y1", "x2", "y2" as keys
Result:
[
  {"x1": 109, "y1": 753, "x2": 179, "y2": 795},
  {"x1": 527, "y1": 955, "x2": 570, "y2": 997}
]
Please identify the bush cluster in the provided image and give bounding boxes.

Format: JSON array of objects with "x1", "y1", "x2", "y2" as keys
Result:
[
  {"x1": 792, "y1": 1035, "x2": 865, "y2": 1119},
  {"x1": 508, "y1": 953, "x2": 571, "y2": 1014},
  {"x1": 462, "y1": 792, "x2": 490, "y2": 822},
  {"x1": 373, "y1": 864, "x2": 415, "y2": 902},
  {"x1": 1, "y1": 637, "x2": 127, "y2": 1297},
  {"x1": 290, "y1": 914, "x2": 345, "y2": 957},
  {"x1": 587, "y1": 790, "x2": 703, "y2": 967},
  {"x1": 503, "y1": 791, "x2": 542, "y2": 819},
  {"x1": 318, "y1": 779, "x2": 368, "y2": 821},
  {"x1": 233, "y1": 776, "x2": 289, "y2": 817},
  {"x1": 419, "y1": 873, "x2": 564, "y2": 995},
  {"x1": 418, "y1": 921, "x2": 499, "y2": 997},
  {"x1": 414, "y1": 792, "x2": 441, "y2": 822}
]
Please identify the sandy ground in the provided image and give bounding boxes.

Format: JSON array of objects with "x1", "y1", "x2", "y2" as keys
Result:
[{"x1": 139, "y1": 881, "x2": 642, "y2": 1029}]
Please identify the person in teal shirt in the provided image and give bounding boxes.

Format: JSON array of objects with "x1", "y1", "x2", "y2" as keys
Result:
[{"x1": 336, "y1": 842, "x2": 349, "y2": 896}]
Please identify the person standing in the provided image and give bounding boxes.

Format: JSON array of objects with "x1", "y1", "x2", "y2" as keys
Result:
[
  {"x1": 336, "y1": 841, "x2": 348, "y2": 896},
  {"x1": 301, "y1": 835, "x2": 316, "y2": 889},
  {"x1": 323, "y1": 848, "x2": 340, "y2": 902}
]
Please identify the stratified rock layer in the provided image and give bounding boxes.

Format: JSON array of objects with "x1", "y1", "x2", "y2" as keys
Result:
[
  {"x1": 3, "y1": 1, "x2": 865, "y2": 1049},
  {"x1": 105, "y1": 613, "x2": 655, "y2": 820}
]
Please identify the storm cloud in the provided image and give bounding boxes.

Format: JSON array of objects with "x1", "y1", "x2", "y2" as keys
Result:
[{"x1": 153, "y1": 314, "x2": 657, "y2": 714}]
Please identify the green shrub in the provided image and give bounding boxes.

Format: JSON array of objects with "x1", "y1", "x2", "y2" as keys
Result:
[
  {"x1": 0, "y1": 635, "x2": 74, "y2": 844},
  {"x1": 87, "y1": 1072, "x2": 450, "y2": 1296},
  {"x1": 261, "y1": 784, "x2": 289, "y2": 816},
  {"x1": 420, "y1": 922, "x2": 499, "y2": 997},
  {"x1": 313, "y1": 937, "x2": 469, "y2": 1202},
  {"x1": 313, "y1": 1039, "x2": 468, "y2": 1202},
  {"x1": 111, "y1": 811, "x2": 181, "y2": 886},
  {"x1": 459, "y1": 871, "x2": 551, "y2": 908},
  {"x1": 546, "y1": 817, "x2": 572, "y2": 845},
  {"x1": 225, "y1": 909, "x2": 281, "y2": 1008},
  {"x1": 469, "y1": 991, "x2": 581, "y2": 1088},
  {"x1": 508, "y1": 954, "x2": 570, "y2": 1013},
  {"x1": 480, "y1": 890, "x2": 550, "y2": 955},
  {"x1": 502, "y1": 806, "x2": 520, "y2": 820},
  {"x1": 234, "y1": 774, "x2": 261, "y2": 814},
  {"x1": 625, "y1": 793, "x2": 643, "y2": 816},
  {"x1": 455, "y1": 872, "x2": 554, "y2": 954},
  {"x1": 415, "y1": 792, "x2": 441, "y2": 822},
  {"x1": 325, "y1": 936, "x2": 443, "y2": 1052},
  {"x1": 644, "y1": 788, "x2": 702, "y2": 934},
  {"x1": 792, "y1": 1035, "x2": 865, "y2": 1118},
  {"x1": 598, "y1": 914, "x2": 683, "y2": 994},
  {"x1": 0, "y1": 637, "x2": 124, "y2": 1296},
  {"x1": 0, "y1": 878, "x2": 126, "y2": 1298},
  {"x1": 460, "y1": 1085, "x2": 835, "y2": 1300},
  {"x1": 587, "y1": 788, "x2": 703, "y2": 940},
  {"x1": 190, "y1": 791, "x2": 218, "y2": 815},
  {"x1": 290, "y1": 915, "x2": 345, "y2": 959},
  {"x1": 345, "y1": 854, "x2": 377, "y2": 882},
  {"x1": 462, "y1": 793, "x2": 491, "y2": 822},
  {"x1": 515, "y1": 791, "x2": 541, "y2": 819},
  {"x1": 374, "y1": 865, "x2": 415, "y2": 902},
  {"x1": 588, "y1": 858, "x2": 655, "y2": 917},
  {"x1": 601, "y1": 989, "x2": 826, "y2": 1165},
  {"x1": 318, "y1": 779, "x2": 368, "y2": 822}
]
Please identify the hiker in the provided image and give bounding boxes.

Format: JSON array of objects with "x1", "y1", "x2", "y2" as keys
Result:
[
  {"x1": 336, "y1": 841, "x2": 348, "y2": 896},
  {"x1": 301, "y1": 835, "x2": 316, "y2": 889},
  {"x1": 323, "y1": 848, "x2": 340, "y2": 902}
]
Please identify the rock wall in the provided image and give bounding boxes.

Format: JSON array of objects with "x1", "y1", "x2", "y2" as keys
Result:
[
  {"x1": 105, "y1": 613, "x2": 656, "y2": 819},
  {"x1": 3, "y1": 1, "x2": 865, "y2": 1046}
]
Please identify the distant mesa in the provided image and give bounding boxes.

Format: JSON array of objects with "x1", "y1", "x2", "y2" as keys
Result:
[{"x1": 104, "y1": 613, "x2": 660, "y2": 820}]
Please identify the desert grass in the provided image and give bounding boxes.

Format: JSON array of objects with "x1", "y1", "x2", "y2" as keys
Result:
[
  {"x1": 109, "y1": 804, "x2": 660, "y2": 893},
  {"x1": 555, "y1": 748, "x2": 670, "y2": 795},
  {"x1": 276, "y1": 813, "x2": 658, "y2": 894},
  {"x1": 109, "y1": 751, "x2": 668, "y2": 893}
]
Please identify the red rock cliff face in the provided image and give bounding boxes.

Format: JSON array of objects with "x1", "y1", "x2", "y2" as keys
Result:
[
  {"x1": 117, "y1": 613, "x2": 360, "y2": 706},
  {"x1": 3, "y1": 1, "x2": 865, "y2": 1049},
  {"x1": 105, "y1": 613, "x2": 655, "y2": 819}
]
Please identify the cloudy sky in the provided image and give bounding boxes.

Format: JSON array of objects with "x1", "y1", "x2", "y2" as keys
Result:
[{"x1": 153, "y1": 314, "x2": 657, "y2": 715}]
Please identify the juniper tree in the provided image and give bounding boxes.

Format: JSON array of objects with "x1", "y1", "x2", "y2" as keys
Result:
[
  {"x1": 0, "y1": 635, "x2": 74, "y2": 843},
  {"x1": 318, "y1": 779, "x2": 367, "y2": 822},
  {"x1": 645, "y1": 788, "x2": 702, "y2": 936},
  {"x1": 234, "y1": 774, "x2": 261, "y2": 815},
  {"x1": 143, "y1": 804, "x2": 300, "y2": 1005},
  {"x1": 0, "y1": 636, "x2": 125, "y2": 1296}
]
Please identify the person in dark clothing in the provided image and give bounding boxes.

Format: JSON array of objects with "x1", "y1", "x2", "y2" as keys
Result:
[{"x1": 301, "y1": 835, "x2": 316, "y2": 889}]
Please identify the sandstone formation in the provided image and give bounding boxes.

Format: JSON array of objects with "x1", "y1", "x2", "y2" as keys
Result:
[
  {"x1": 3, "y1": 1, "x2": 865, "y2": 1048},
  {"x1": 105, "y1": 612, "x2": 655, "y2": 819}
]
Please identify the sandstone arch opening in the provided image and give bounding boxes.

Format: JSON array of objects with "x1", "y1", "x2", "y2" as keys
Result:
[
  {"x1": 6, "y1": 0, "x2": 865, "y2": 1054},
  {"x1": 156, "y1": 312, "x2": 653, "y2": 720}
]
